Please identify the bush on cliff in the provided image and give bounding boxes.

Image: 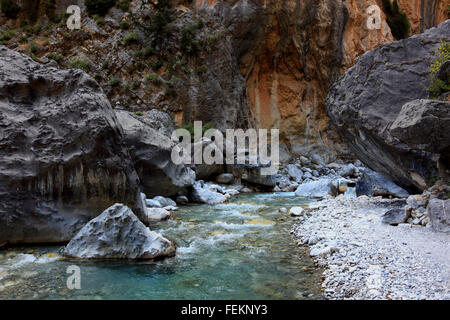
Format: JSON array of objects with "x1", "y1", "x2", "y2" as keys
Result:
[
  {"x1": 427, "y1": 42, "x2": 450, "y2": 99},
  {"x1": 0, "y1": 0, "x2": 20, "y2": 19},
  {"x1": 84, "y1": 0, "x2": 115, "y2": 16},
  {"x1": 382, "y1": 0, "x2": 410, "y2": 40}
]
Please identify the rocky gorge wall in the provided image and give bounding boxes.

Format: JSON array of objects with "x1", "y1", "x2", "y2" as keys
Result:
[{"x1": 1, "y1": 0, "x2": 447, "y2": 163}]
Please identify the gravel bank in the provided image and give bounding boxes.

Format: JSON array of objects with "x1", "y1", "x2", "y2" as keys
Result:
[{"x1": 292, "y1": 196, "x2": 450, "y2": 300}]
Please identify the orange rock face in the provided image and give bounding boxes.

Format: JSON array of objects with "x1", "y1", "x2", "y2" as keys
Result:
[{"x1": 396, "y1": 0, "x2": 449, "y2": 34}]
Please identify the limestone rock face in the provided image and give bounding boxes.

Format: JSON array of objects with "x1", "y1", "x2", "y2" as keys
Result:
[
  {"x1": 327, "y1": 21, "x2": 450, "y2": 192},
  {"x1": 0, "y1": 46, "x2": 146, "y2": 244},
  {"x1": 63, "y1": 204, "x2": 176, "y2": 259},
  {"x1": 115, "y1": 110, "x2": 195, "y2": 197}
]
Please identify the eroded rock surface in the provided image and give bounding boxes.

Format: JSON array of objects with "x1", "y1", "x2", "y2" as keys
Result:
[{"x1": 0, "y1": 47, "x2": 146, "y2": 244}]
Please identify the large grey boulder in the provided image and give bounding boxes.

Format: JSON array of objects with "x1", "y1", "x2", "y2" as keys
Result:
[
  {"x1": 287, "y1": 164, "x2": 303, "y2": 183},
  {"x1": 356, "y1": 168, "x2": 410, "y2": 198},
  {"x1": 295, "y1": 178, "x2": 336, "y2": 198},
  {"x1": 327, "y1": 21, "x2": 450, "y2": 192},
  {"x1": 381, "y1": 208, "x2": 408, "y2": 226},
  {"x1": 427, "y1": 198, "x2": 450, "y2": 233},
  {"x1": 147, "y1": 208, "x2": 172, "y2": 222},
  {"x1": 191, "y1": 181, "x2": 228, "y2": 205},
  {"x1": 116, "y1": 110, "x2": 195, "y2": 197},
  {"x1": 0, "y1": 47, "x2": 146, "y2": 244},
  {"x1": 63, "y1": 204, "x2": 176, "y2": 259}
]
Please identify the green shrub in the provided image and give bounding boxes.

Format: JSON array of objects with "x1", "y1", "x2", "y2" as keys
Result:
[
  {"x1": 84, "y1": 0, "x2": 115, "y2": 16},
  {"x1": 108, "y1": 77, "x2": 121, "y2": 87},
  {"x1": 131, "y1": 81, "x2": 140, "y2": 90},
  {"x1": 181, "y1": 122, "x2": 215, "y2": 140},
  {"x1": 135, "y1": 111, "x2": 144, "y2": 116},
  {"x1": 427, "y1": 42, "x2": 450, "y2": 99},
  {"x1": 28, "y1": 42, "x2": 40, "y2": 54},
  {"x1": 119, "y1": 20, "x2": 130, "y2": 30},
  {"x1": 136, "y1": 61, "x2": 146, "y2": 71},
  {"x1": 32, "y1": 24, "x2": 41, "y2": 35},
  {"x1": 181, "y1": 24, "x2": 200, "y2": 54},
  {"x1": 164, "y1": 87, "x2": 177, "y2": 98},
  {"x1": 102, "y1": 60, "x2": 110, "y2": 70},
  {"x1": 150, "y1": 59, "x2": 163, "y2": 71},
  {"x1": 68, "y1": 59, "x2": 90, "y2": 72},
  {"x1": 46, "y1": 52, "x2": 63, "y2": 62},
  {"x1": 196, "y1": 65, "x2": 207, "y2": 74},
  {"x1": 92, "y1": 15, "x2": 104, "y2": 26},
  {"x1": 0, "y1": 0, "x2": 20, "y2": 19},
  {"x1": 0, "y1": 29, "x2": 16, "y2": 43},
  {"x1": 116, "y1": 0, "x2": 130, "y2": 12},
  {"x1": 382, "y1": 0, "x2": 410, "y2": 40},
  {"x1": 44, "y1": 0, "x2": 58, "y2": 22},
  {"x1": 145, "y1": 73, "x2": 162, "y2": 85},
  {"x1": 122, "y1": 32, "x2": 139, "y2": 45}
]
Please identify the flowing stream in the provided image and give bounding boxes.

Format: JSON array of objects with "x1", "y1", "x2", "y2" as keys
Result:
[{"x1": 0, "y1": 193, "x2": 323, "y2": 300}]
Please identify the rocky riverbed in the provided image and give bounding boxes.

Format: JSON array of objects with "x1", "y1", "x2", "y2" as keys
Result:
[{"x1": 291, "y1": 196, "x2": 450, "y2": 300}]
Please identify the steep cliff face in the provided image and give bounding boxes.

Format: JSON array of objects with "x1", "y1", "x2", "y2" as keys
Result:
[{"x1": 396, "y1": 0, "x2": 448, "y2": 34}]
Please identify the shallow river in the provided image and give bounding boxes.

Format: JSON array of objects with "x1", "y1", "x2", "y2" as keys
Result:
[{"x1": 0, "y1": 192, "x2": 323, "y2": 300}]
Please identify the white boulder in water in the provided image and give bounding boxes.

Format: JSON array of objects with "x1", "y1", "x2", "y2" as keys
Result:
[
  {"x1": 191, "y1": 181, "x2": 228, "y2": 205},
  {"x1": 147, "y1": 208, "x2": 172, "y2": 222},
  {"x1": 295, "y1": 178, "x2": 336, "y2": 198},
  {"x1": 63, "y1": 204, "x2": 175, "y2": 260}
]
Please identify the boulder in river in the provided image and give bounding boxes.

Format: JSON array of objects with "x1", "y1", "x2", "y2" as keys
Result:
[
  {"x1": 63, "y1": 204, "x2": 176, "y2": 259},
  {"x1": 191, "y1": 181, "x2": 228, "y2": 205},
  {"x1": 326, "y1": 21, "x2": 450, "y2": 192},
  {"x1": 0, "y1": 47, "x2": 146, "y2": 244},
  {"x1": 147, "y1": 208, "x2": 172, "y2": 222}
]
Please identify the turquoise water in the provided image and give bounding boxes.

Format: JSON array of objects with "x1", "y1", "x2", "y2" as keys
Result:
[{"x1": 0, "y1": 193, "x2": 323, "y2": 300}]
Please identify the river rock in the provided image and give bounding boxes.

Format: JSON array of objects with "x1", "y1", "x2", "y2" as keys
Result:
[
  {"x1": 381, "y1": 209, "x2": 408, "y2": 226},
  {"x1": 295, "y1": 178, "x2": 336, "y2": 198},
  {"x1": 290, "y1": 207, "x2": 305, "y2": 217},
  {"x1": 147, "y1": 208, "x2": 172, "y2": 222},
  {"x1": 287, "y1": 164, "x2": 303, "y2": 183},
  {"x1": 145, "y1": 199, "x2": 162, "y2": 208},
  {"x1": 63, "y1": 204, "x2": 175, "y2": 259},
  {"x1": 116, "y1": 110, "x2": 195, "y2": 197},
  {"x1": 153, "y1": 196, "x2": 176, "y2": 208},
  {"x1": 191, "y1": 181, "x2": 228, "y2": 205},
  {"x1": 176, "y1": 195, "x2": 189, "y2": 205},
  {"x1": 216, "y1": 173, "x2": 234, "y2": 184},
  {"x1": 0, "y1": 47, "x2": 146, "y2": 244},
  {"x1": 356, "y1": 168, "x2": 409, "y2": 198},
  {"x1": 436, "y1": 60, "x2": 450, "y2": 83},
  {"x1": 326, "y1": 20, "x2": 450, "y2": 192},
  {"x1": 427, "y1": 198, "x2": 450, "y2": 233}
]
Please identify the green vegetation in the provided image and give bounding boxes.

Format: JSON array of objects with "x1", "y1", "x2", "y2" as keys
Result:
[
  {"x1": 136, "y1": 61, "x2": 146, "y2": 71},
  {"x1": 92, "y1": 14, "x2": 105, "y2": 26},
  {"x1": 102, "y1": 60, "x2": 110, "y2": 70},
  {"x1": 145, "y1": 73, "x2": 162, "y2": 85},
  {"x1": 28, "y1": 42, "x2": 40, "y2": 54},
  {"x1": 68, "y1": 59, "x2": 90, "y2": 72},
  {"x1": 135, "y1": 111, "x2": 144, "y2": 116},
  {"x1": 150, "y1": 58, "x2": 163, "y2": 71},
  {"x1": 131, "y1": 81, "x2": 140, "y2": 90},
  {"x1": 382, "y1": 0, "x2": 410, "y2": 40},
  {"x1": 0, "y1": 29, "x2": 16, "y2": 44},
  {"x1": 46, "y1": 52, "x2": 63, "y2": 62},
  {"x1": 108, "y1": 77, "x2": 121, "y2": 87},
  {"x1": 181, "y1": 23, "x2": 201, "y2": 55},
  {"x1": 119, "y1": 20, "x2": 130, "y2": 30},
  {"x1": 116, "y1": 0, "x2": 130, "y2": 12},
  {"x1": 44, "y1": 0, "x2": 58, "y2": 22},
  {"x1": 181, "y1": 122, "x2": 215, "y2": 140},
  {"x1": 1, "y1": 0, "x2": 21, "y2": 19},
  {"x1": 84, "y1": 0, "x2": 115, "y2": 16},
  {"x1": 164, "y1": 87, "x2": 177, "y2": 98},
  {"x1": 427, "y1": 42, "x2": 450, "y2": 99},
  {"x1": 122, "y1": 32, "x2": 139, "y2": 45},
  {"x1": 196, "y1": 65, "x2": 207, "y2": 74}
]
